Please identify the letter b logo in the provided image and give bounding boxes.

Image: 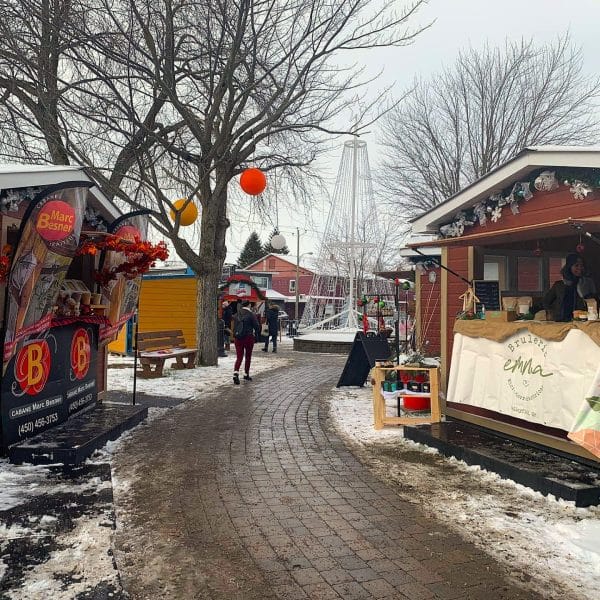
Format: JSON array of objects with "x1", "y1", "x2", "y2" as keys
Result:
[
  {"x1": 15, "y1": 340, "x2": 51, "y2": 395},
  {"x1": 71, "y1": 329, "x2": 91, "y2": 380}
]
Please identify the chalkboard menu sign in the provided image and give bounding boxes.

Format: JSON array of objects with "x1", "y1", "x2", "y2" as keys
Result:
[{"x1": 473, "y1": 280, "x2": 501, "y2": 313}]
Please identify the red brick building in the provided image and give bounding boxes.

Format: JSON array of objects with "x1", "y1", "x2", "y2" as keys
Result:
[{"x1": 243, "y1": 254, "x2": 315, "y2": 319}]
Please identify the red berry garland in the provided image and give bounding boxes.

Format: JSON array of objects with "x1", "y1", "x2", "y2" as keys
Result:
[
  {"x1": 77, "y1": 235, "x2": 169, "y2": 285},
  {"x1": 0, "y1": 244, "x2": 12, "y2": 284}
]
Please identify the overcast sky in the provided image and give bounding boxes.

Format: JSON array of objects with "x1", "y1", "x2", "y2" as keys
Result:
[{"x1": 225, "y1": 0, "x2": 600, "y2": 264}]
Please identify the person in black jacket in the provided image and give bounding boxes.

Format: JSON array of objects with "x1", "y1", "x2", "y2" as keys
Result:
[
  {"x1": 232, "y1": 300, "x2": 261, "y2": 384},
  {"x1": 543, "y1": 253, "x2": 596, "y2": 321},
  {"x1": 262, "y1": 302, "x2": 279, "y2": 353}
]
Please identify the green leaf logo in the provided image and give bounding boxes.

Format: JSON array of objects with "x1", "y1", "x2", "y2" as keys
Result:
[{"x1": 586, "y1": 396, "x2": 600, "y2": 412}]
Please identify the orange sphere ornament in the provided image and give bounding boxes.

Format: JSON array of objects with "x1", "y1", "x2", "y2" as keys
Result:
[
  {"x1": 170, "y1": 198, "x2": 198, "y2": 226},
  {"x1": 240, "y1": 168, "x2": 267, "y2": 196}
]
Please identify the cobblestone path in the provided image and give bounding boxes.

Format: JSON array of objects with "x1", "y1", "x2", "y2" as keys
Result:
[{"x1": 112, "y1": 350, "x2": 542, "y2": 600}]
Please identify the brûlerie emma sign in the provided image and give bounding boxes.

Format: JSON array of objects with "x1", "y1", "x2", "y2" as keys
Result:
[
  {"x1": 447, "y1": 328, "x2": 600, "y2": 432},
  {"x1": 502, "y1": 333, "x2": 554, "y2": 421}
]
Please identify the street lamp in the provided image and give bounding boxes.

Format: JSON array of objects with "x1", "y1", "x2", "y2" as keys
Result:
[{"x1": 295, "y1": 249, "x2": 313, "y2": 322}]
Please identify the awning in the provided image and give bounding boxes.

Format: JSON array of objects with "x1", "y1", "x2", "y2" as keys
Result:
[{"x1": 409, "y1": 217, "x2": 600, "y2": 249}]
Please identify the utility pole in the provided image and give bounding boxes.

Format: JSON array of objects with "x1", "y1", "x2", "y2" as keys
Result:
[{"x1": 295, "y1": 227, "x2": 300, "y2": 321}]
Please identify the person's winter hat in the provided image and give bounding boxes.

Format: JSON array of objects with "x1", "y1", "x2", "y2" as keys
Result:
[{"x1": 241, "y1": 299, "x2": 250, "y2": 307}]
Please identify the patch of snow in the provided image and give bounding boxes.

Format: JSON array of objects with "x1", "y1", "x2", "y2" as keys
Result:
[
  {"x1": 106, "y1": 339, "x2": 292, "y2": 399},
  {"x1": 328, "y1": 384, "x2": 600, "y2": 600},
  {"x1": 5, "y1": 513, "x2": 118, "y2": 600}
]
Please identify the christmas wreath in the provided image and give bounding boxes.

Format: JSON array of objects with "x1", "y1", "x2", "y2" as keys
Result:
[{"x1": 77, "y1": 235, "x2": 169, "y2": 285}]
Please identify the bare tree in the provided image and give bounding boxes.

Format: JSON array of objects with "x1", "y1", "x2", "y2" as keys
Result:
[
  {"x1": 0, "y1": 0, "x2": 429, "y2": 364},
  {"x1": 379, "y1": 35, "x2": 600, "y2": 217}
]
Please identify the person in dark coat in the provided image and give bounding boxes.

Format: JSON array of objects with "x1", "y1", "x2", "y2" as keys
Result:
[
  {"x1": 232, "y1": 300, "x2": 261, "y2": 384},
  {"x1": 543, "y1": 253, "x2": 596, "y2": 321},
  {"x1": 262, "y1": 302, "x2": 280, "y2": 353},
  {"x1": 222, "y1": 301, "x2": 233, "y2": 350}
]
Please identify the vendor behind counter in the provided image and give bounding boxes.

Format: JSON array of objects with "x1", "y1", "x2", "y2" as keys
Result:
[{"x1": 542, "y1": 253, "x2": 597, "y2": 322}]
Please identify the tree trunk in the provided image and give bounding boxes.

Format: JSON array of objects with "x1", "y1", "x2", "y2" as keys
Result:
[
  {"x1": 194, "y1": 179, "x2": 229, "y2": 366},
  {"x1": 195, "y1": 266, "x2": 220, "y2": 366}
]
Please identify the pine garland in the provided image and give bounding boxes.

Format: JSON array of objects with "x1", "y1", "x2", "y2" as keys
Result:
[{"x1": 438, "y1": 167, "x2": 600, "y2": 238}]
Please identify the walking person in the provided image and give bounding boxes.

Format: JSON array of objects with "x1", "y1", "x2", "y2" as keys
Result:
[
  {"x1": 262, "y1": 302, "x2": 279, "y2": 353},
  {"x1": 221, "y1": 301, "x2": 233, "y2": 351},
  {"x1": 232, "y1": 300, "x2": 261, "y2": 384}
]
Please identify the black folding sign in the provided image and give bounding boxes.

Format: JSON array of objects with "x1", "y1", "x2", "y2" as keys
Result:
[{"x1": 337, "y1": 332, "x2": 392, "y2": 388}]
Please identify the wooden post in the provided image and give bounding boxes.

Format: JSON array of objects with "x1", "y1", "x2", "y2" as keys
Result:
[{"x1": 372, "y1": 366, "x2": 386, "y2": 430}]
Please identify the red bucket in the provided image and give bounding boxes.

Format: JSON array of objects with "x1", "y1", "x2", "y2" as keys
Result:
[{"x1": 403, "y1": 395, "x2": 430, "y2": 411}]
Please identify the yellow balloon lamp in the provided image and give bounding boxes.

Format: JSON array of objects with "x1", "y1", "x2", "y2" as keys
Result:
[{"x1": 170, "y1": 198, "x2": 198, "y2": 226}]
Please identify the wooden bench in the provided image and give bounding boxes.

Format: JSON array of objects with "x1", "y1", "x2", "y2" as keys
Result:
[{"x1": 136, "y1": 330, "x2": 197, "y2": 378}]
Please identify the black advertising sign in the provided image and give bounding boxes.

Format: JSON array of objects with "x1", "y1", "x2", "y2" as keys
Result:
[
  {"x1": 2, "y1": 182, "x2": 91, "y2": 374},
  {"x1": 473, "y1": 279, "x2": 501, "y2": 313},
  {"x1": 0, "y1": 322, "x2": 99, "y2": 449},
  {"x1": 337, "y1": 332, "x2": 392, "y2": 387}
]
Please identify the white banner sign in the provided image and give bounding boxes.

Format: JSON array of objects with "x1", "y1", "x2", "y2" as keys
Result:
[
  {"x1": 447, "y1": 329, "x2": 600, "y2": 431},
  {"x1": 228, "y1": 281, "x2": 251, "y2": 297}
]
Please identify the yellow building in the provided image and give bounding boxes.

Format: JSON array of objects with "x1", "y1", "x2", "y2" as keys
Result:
[{"x1": 108, "y1": 268, "x2": 197, "y2": 354}]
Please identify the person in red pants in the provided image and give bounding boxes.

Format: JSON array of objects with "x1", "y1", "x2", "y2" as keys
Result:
[{"x1": 232, "y1": 300, "x2": 261, "y2": 384}]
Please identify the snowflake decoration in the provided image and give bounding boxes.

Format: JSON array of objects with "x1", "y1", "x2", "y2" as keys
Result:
[
  {"x1": 490, "y1": 206, "x2": 502, "y2": 223},
  {"x1": 440, "y1": 221, "x2": 464, "y2": 238},
  {"x1": 473, "y1": 202, "x2": 487, "y2": 226},
  {"x1": 491, "y1": 193, "x2": 507, "y2": 207},
  {"x1": 569, "y1": 180, "x2": 592, "y2": 200}
]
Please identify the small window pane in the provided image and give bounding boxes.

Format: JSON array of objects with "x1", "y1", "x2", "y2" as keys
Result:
[
  {"x1": 517, "y1": 257, "x2": 541, "y2": 291},
  {"x1": 484, "y1": 262, "x2": 499, "y2": 281},
  {"x1": 483, "y1": 255, "x2": 508, "y2": 291}
]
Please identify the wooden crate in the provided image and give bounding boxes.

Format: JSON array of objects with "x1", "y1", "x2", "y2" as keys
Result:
[{"x1": 372, "y1": 366, "x2": 441, "y2": 429}]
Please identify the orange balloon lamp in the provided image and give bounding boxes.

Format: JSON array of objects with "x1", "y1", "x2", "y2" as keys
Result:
[
  {"x1": 240, "y1": 168, "x2": 267, "y2": 195},
  {"x1": 170, "y1": 198, "x2": 198, "y2": 226}
]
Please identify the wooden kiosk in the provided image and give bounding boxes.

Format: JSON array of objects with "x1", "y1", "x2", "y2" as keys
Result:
[
  {"x1": 0, "y1": 165, "x2": 148, "y2": 461},
  {"x1": 406, "y1": 147, "x2": 600, "y2": 464}
]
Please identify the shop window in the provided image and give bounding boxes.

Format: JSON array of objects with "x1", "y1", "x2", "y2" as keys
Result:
[
  {"x1": 483, "y1": 255, "x2": 508, "y2": 290},
  {"x1": 289, "y1": 279, "x2": 296, "y2": 293},
  {"x1": 327, "y1": 278, "x2": 336, "y2": 293},
  {"x1": 517, "y1": 256, "x2": 541, "y2": 291},
  {"x1": 251, "y1": 275, "x2": 269, "y2": 289}
]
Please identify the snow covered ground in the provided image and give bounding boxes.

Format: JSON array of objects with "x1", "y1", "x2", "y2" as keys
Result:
[
  {"x1": 1, "y1": 335, "x2": 599, "y2": 599},
  {"x1": 328, "y1": 386, "x2": 600, "y2": 599}
]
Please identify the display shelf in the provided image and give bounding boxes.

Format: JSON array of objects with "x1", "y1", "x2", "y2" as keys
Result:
[{"x1": 372, "y1": 365, "x2": 441, "y2": 429}]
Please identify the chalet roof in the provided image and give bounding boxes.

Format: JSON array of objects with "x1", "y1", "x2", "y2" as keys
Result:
[
  {"x1": 243, "y1": 253, "x2": 315, "y2": 274},
  {"x1": 410, "y1": 146, "x2": 600, "y2": 235},
  {"x1": 0, "y1": 163, "x2": 121, "y2": 221}
]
